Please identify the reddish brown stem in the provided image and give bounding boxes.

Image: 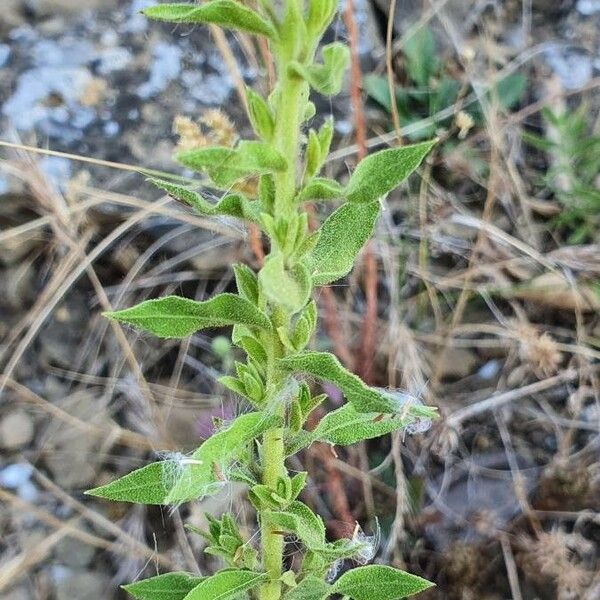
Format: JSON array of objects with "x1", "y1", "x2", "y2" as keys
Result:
[{"x1": 343, "y1": 0, "x2": 377, "y2": 384}]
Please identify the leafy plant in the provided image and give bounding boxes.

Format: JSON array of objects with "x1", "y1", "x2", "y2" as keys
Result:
[
  {"x1": 86, "y1": 2, "x2": 437, "y2": 599},
  {"x1": 523, "y1": 105, "x2": 600, "y2": 244},
  {"x1": 364, "y1": 25, "x2": 526, "y2": 140}
]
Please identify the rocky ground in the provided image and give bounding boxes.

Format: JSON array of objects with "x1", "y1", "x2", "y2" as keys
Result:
[{"x1": 1, "y1": 1, "x2": 600, "y2": 599}]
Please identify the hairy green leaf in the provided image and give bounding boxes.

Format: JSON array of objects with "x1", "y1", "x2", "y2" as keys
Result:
[
  {"x1": 176, "y1": 141, "x2": 287, "y2": 188},
  {"x1": 149, "y1": 179, "x2": 261, "y2": 223},
  {"x1": 259, "y1": 255, "x2": 312, "y2": 313},
  {"x1": 306, "y1": 0, "x2": 337, "y2": 38},
  {"x1": 288, "y1": 400, "x2": 431, "y2": 453},
  {"x1": 277, "y1": 0, "x2": 307, "y2": 60},
  {"x1": 333, "y1": 565, "x2": 434, "y2": 599},
  {"x1": 404, "y1": 26, "x2": 437, "y2": 88},
  {"x1": 289, "y1": 43, "x2": 349, "y2": 96},
  {"x1": 264, "y1": 501, "x2": 326, "y2": 550},
  {"x1": 292, "y1": 230, "x2": 321, "y2": 262},
  {"x1": 285, "y1": 575, "x2": 331, "y2": 600},
  {"x1": 259, "y1": 173, "x2": 276, "y2": 213},
  {"x1": 280, "y1": 352, "x2": 399, "y2": 413},
  {"x1": 142, "y1": 2, "x2": 277, "y2": 39},
  {"x1": 232, "y1": 263, "x2": 259, "y2": 304},
  {"x1": 313, "y1": 403, "x2": 420, "y2": 446},
  {"x1": 289, "y1": 312, "x2": 313, "y2": 351},
  {"x1": 86, "y1": 461, "x2": 208, "y2": 505},
  {"x1": 297, "y1": 178, "x2": 344, "y2": 202},
  {"x1": 345, "y1": 140, "x2": 436, "y2": 204},
  {"x1": 317, "y1": 118, "x2": 334, "y2": 163},
  {"x1": 218, "y1": 375, "x2": 250, "y2": 401},
  {"x1": 304, "y1": 101, "x2": 317, "y2": 121},
  {"x1": 237, "y1": 335, "x2": 267, "y2": 366},
  {"x1": 105, "y1": 294, "x2": 271, "y2": 338},
  {"x1": 87, "y1": 412, "x2": 280, "y2": 504},
  {"x1": 246, "y1": 87, "x2": 275, "y2": 141},
  {"x1": 123, "y1": 572, "x2": 205, "y2": 600},
  {"x1": 305, "y1": 130, "x2": 322, "y2": 180},
  {"x1": 309, "y1": 201, "x2": 379, "y2": 285},
  {"x1": 182, "y1": 569, "x2": 267, "y2": 600},
  {"x1": 289, "y1": 472, "x2": 307, "y2": 501}
]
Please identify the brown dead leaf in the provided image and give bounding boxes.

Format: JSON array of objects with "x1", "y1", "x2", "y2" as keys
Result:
[{"x1": 510, "y1": 272, "x2": 600, "y2": 312}]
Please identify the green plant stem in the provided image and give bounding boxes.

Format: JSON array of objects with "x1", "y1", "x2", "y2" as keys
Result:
[
  {"x1": 260, "y1": 422, "x2": 285, "y2": 600},
  {"x1": 259, "y1": 41, "x2": 307, "y2": 600},
  {"x1": 273, "y1": 74, "x2": 307, "y2": 217}
]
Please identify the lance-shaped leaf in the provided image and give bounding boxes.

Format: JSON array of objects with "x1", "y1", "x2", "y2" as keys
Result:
[
  {"x1": 308, "y1": 201, "x2": 379, "y2": 285},
  {"x1": 142, "y1": 1, "x2": 277, "y2": 39},
  {"x1": 182, "y1": 570, "x2": 267, "y2": 600},
  {"x1": 287, "y1": 402, "x2": 435, "y2": 454},
  {"x1": 304, "y1": 130, "x2": 322, "y2": 180},
  {"x1": 333, "y1": 565, "x2": 434, "y2": 600},
  {"x1": 246, "y1": 87, "x2": 275, "y2": 141},
  {"x1": 123, "y1": 572, "x2": 205, "y2": 600},
  {"x1": 289, "y1": 43, "x2": 349, "y2": 96},
  {"x1": 345, "y1": 140, "x2": 436, "y2": 204},
  {"x1": 285, "y1": 575, "x2": 332, "y2": 600},
  {"x1": 86, "y1": 412, "x2": 281, "y2": 504},
  {"x1": 259, "y1": 255, "x2": 312, "y2": 313},
  {"x1": 279, "y1": 352, "x2": 397, "y2": 413},
  {"x1": 315, "y1": 403, "x2": 430, "y2": 446},
  {"x1": 105, "y1": 294, "x2": 271, "y2": 339},
  {"x1": 297, "y1": 178, "x2": 344, "y2": 202},
  {"x1": 263, "y1": 501, "x2": 326, "y2": 550},
  {"x1": 232, "y1": 263, "x2": 259, "y2": 304},
  {"x1": 85, "y1": 461, "x2": 209, "y2": 506},
  {"x1": 306, "y1": 0, "x2": 337, "y2": 38},
  {"x1": 176, "y1": 141, "x2": 287, "y2": 188},
  {"x1": 149, "y1": 179, "x2": 262, "y2": 223}
]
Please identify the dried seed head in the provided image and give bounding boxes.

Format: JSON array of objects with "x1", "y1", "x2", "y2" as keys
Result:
[
  {"x1": 173, "y1": 115, "x2": 208, "y2": 150},
  {"x1": 200, "y1": 109, "x2": 237, "y2": 147},
  {"x1": 516, "y1": 324, "x2": 562, "y2": 377},
  {"x1": 519, "y1": 530, "x2": 593, "y2": 598},
  {"x1": 455, "y1": 110, "x2": 474, "y2": 139}
]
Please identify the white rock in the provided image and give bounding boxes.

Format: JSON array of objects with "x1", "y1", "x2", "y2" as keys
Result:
[
  {"x1": 577, "y1": 0, "x2": 600, "y2": 15},
  {"x1": 0, "y1": 410, "x2": 34, "y2": 449},
  {"x1": 0, "y1": 463, "x2": 33, "y2": 488}
]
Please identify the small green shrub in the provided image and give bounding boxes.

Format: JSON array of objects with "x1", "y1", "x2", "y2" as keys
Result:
[
  {"x1": 364, "y1": 25, "x2": 526, "y2": 141},
  {"x1": 86, "y1": 2, "x2": 437, "y2": 599},
  {"x1": 523, "y1": 105, "x2": 600, "y2": 244}
]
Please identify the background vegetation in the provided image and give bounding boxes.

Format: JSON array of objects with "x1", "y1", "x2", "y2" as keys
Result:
[{"x1": 1, "y1": 1, "x2": 599, "y2": 599}]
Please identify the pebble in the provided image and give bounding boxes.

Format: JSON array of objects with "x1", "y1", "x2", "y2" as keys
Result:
[
  {"x1": 545, "y1": 46, "x2": 593, "y2": 90},
  {"x1": 138, "y1": 41, "x2": 182, "y2": 99},
  {"x1": 54, "y1": 570, "x2": 111, "y2": 600},
  {"x1": 438, "y1": 348, "x2": 478, "y2": 380},
  {"x1": 97, "y1": 46, "x2": 133, "y2": 75},
  {"x1": 477, "y1": 360, "x2": 501, "y2": 380},
  {"x1": 182, "y1": 70, "x2": 233, "y2": 105},
  {"x1": 0, "y1": 410, "x2": 34, "y2": 449},
  {"x1": 0, "y1": 463, "x2": 38, "y2": 502},
  {"x1": 577, "y1": 0, "x2": 600, "y2": 14},
  {"x1": 55, "y1": 536, "x2": 97, "y2": 568},
  {"x1": 0, "y1": 463, "x2": 34, "y2": 488}
]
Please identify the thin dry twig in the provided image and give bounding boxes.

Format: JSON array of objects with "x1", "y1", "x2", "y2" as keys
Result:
[
  {"x1": 31, "y1": 467, "x2": 175, "y2": 568},
  {"x1": 446, "y1": 367, "x2": 588, "y2": 428}
]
